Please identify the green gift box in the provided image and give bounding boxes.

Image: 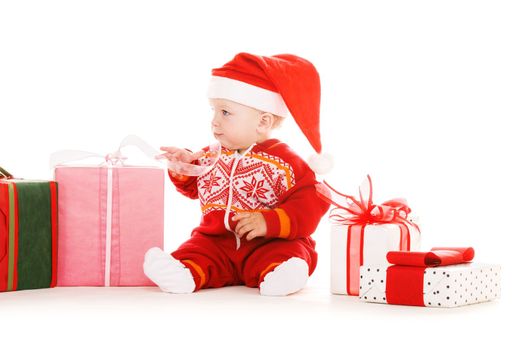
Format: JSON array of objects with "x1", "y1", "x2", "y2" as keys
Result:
[{"x1": 1, "y1": 166, "x2": 58, "y2": 292}]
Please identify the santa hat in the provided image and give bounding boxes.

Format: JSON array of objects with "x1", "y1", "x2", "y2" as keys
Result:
[{"x1": 207, "y1": 52, "x2": 333, "y2": 174}]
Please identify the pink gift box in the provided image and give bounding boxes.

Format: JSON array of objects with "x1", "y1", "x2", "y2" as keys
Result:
[{"x1": 54, "y1": 165, "x2": 164, "y2": 286}]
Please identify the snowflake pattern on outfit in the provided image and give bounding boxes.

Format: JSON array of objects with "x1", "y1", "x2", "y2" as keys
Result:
[
  {"x1": 239, "y1": 177, "x2": 269, "y2": 200},
  {"x1": 197, "y1": 150, "x2": 295, "y2": 215}
]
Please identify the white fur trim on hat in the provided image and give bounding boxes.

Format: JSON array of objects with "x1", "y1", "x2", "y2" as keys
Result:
[
  {"x1": 307, "y1": 153, "x2": 334, "y2": 174},
  {"x1": 207, "y1": 76, "x2": 290, "y2": 117}
]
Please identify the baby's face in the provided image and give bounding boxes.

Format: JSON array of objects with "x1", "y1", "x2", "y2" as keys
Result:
[{"x1": 209, "y1": 98, "x2": 262, "y2": 151}]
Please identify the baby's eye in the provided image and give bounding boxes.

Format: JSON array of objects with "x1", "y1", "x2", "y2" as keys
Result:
[{"x1": 221, "y1": 109, "x2": 230, "y2": 117}]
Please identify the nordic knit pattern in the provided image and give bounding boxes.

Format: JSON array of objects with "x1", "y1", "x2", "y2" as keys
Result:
[{"x1": 170, "y1": 138, "x2": 329, "y2": 241}]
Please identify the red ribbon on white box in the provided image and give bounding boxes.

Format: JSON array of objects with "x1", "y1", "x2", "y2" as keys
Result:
[{"x1": 317, "y1": 175, "x2": 419, "y2": 295}]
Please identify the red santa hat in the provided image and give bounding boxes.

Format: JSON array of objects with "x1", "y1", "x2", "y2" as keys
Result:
[{"x1": 207, "y1": 52, "x2": 333, "y2": 174}]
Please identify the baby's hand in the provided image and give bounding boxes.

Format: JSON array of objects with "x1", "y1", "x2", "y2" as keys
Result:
[
  {"x1": 157, "y1": 147, "x2": 205, "y2": 179},
  {"x1": 156, "y1": 147, "x2": 205, "y2": 164},
  {"x1": 232, "y1": 212, "x2": 267, "y2": 241}
]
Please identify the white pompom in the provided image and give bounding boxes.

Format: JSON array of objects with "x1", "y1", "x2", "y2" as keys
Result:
[{"x1": 307, "y1": 153, "x2": 334, "y2": 174}]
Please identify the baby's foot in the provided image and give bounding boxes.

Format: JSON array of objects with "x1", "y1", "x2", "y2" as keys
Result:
[
  {"x1": 259, "y1": 257, "x2": 309, "y2": 296},
  {"x1": 143, "y1": 247, "x2": 195, "y2": 294}
]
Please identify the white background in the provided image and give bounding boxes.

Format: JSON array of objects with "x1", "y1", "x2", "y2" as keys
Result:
[{"x1": 1, "y1": 0, "x2": 521, "y2": 348}]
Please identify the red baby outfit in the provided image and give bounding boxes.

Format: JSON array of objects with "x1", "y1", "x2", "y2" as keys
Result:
[{"x1": 169, "y1": 138, "x2": 329, "y2": 290}]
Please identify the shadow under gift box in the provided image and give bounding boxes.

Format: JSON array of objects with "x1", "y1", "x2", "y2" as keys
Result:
[
  {"x1": 54, "y1": 165, "x2": 164, "y2": 286},
  {"x1": 1, "y1": 169, "x2": 58, "y2": 292}
]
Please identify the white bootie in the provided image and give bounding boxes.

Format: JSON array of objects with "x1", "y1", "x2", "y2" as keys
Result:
[
  {"x1": 259, "y1": 257, "x2": 309, "y2": 296},
  {"x1": 143, "y1": 247, "x2": 196, "y2": 294}
]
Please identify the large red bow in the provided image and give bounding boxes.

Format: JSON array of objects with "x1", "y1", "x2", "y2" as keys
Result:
[{"x1": 316, "y1": 175, "x2": 413, "y2": 227}]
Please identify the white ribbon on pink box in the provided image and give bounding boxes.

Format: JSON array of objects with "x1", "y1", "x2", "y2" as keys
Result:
[{"x1": 51, "y1": 135, "x2": 164, "y2": 286}]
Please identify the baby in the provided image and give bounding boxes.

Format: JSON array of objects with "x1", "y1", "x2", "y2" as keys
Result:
[{"x1": 143, "y1": 52, "x2": 331, "y2": 296}]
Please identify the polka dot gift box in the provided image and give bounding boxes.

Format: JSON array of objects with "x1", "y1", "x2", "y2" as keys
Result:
[
  {"x1": 359, "y1": 247, "x2": 501, "y2": 307},
  {"x1": 316, "y1": 175, "x2": 421, "y2": 296}
]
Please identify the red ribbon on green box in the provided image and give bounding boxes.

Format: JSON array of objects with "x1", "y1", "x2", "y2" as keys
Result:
[{"x1": 1, "y1": 168, "x2": 58, "y2": 292}]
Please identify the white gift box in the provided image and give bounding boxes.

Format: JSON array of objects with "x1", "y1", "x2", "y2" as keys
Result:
[{"x1": 331, "y1": 222, "x2": 421, "y2": 295}]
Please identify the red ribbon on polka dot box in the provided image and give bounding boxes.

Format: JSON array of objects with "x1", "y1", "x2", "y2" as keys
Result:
[{"x1": 359, "y1": 247, "x2": 501, "y2": 307}]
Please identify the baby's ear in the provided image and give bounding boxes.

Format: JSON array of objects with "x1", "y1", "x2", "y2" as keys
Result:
[{"x1": 258, "y1": 113, "x2": 274, "y2": 133}]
